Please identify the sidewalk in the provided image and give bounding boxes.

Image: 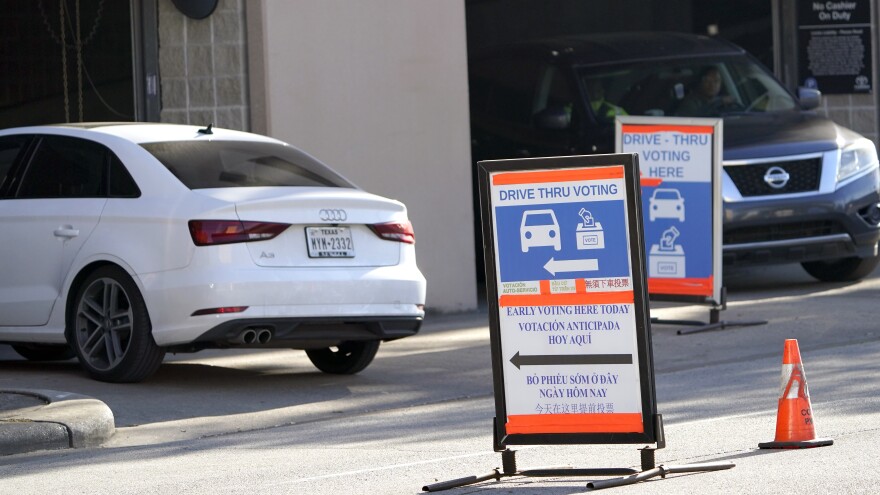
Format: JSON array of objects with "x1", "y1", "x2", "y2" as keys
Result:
[{"x1": 0, "y1": 389, "x2": 114, "y2": 456}]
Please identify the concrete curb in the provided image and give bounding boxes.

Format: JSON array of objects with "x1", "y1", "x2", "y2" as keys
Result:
[{"x1": 0, "y1": 389, "x2": 115, "y2": 456}]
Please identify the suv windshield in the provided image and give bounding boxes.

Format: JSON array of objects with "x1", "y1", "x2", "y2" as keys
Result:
[
  {"x1": 142, "y1": 140, "x2": 355, "y2": 189},
  {"x1": 580, "y1": 56, "x2": 797, "y2": 119}
]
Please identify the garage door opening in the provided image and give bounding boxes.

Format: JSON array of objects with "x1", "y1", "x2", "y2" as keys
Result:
[{"x1": 0, "y1": 0, "x2": 136, "y2": 128}]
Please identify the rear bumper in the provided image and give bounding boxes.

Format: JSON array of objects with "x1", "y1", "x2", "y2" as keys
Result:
[
  {"x1": 167, "y1": 315, "x2": 423, "y2": 352},
  {"x1": 136, "y1": 245, "x2": 426, "y2": 346}
]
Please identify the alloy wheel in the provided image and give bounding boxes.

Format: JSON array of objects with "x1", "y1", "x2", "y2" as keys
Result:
[{"x1": 75, "y1": 277, "x2": 134, "y2": 371}]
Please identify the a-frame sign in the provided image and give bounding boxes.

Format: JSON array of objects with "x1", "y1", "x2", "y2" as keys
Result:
[
  {"x1": 480, "y1": 154, "x2": 659, "y2": 448},
  {"x1": 423, "y1": 153, "x2": 734, "y2": 492}
]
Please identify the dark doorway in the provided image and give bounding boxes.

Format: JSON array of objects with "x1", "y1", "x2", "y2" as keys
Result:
[
  {"x1": 0, "y1": 0, "x2": 135, "y2": 128},
  {"x1": 692, "y1": 0, "x2": 773, "y2": 69}
]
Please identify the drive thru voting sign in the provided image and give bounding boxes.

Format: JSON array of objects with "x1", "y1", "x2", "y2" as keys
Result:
[
  {"x1": 478, "y1": 154, "x2": 659, "y2": 449},
  {"x1": 616, "y1": 116, "x2": 723, "y2": 305}
]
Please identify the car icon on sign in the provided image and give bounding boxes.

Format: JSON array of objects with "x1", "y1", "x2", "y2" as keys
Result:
[
  {"x1": 520, "y1": 209, "x2": 562, "y2": 252},
  {"x1": 649, "y1": 188, "x2": 685, "y2": 222}
]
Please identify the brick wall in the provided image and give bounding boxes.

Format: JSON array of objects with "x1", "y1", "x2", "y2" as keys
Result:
[{"x1": 157, "y1": 0, "x2": 249, "y2": 130}]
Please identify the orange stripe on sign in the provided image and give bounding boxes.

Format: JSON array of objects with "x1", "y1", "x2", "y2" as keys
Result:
[
  {"x1": 506, "y1": 413, "x2": 644, "y2": 434},
  {"x1": 539, "y1": 280, "x2": 551, "y2": 294},
  {"x1": 492, "y1": 166, "x2": 624, "y2": 185},
  {"x1": 500, "y1": 291, "x2": 634, "y2": 307},
  {"x1": 622, "y1": 124, "x2": 714, "y2": 134},
  {"x1": 640, "y1": 177, "x2": 663, "y2": 187},
  {"x1": 648, "y1": 276, "x2": 714, "y2": 297}
]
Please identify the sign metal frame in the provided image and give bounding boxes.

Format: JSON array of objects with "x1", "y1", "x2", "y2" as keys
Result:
[
  {"x1": 478, "y1": 153, "x2": 659, "y2": 451},
  {"x1": 423, "y1": 153, "x2": 734, "y2": 493}
]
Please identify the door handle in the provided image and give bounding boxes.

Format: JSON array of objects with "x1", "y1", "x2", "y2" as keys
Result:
[{"x1": 54, "y1": 227, "x2": 80, "y2": 239}]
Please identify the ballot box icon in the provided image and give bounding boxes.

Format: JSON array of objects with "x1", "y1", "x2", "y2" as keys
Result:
[
  {"x1": 648, "y1": 226, "x2": 685, "y2": 277},
  {"x1": 576, "y1": 208, "x2": 604, "y2": 250}
]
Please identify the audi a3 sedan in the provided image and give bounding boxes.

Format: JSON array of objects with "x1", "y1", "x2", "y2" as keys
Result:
[
  {"x1": 470, "y1": 33, "x2": 880, "y2": 282},
  {"x1": 0, "y1": 123, "x2": 426, "y2": 382}
]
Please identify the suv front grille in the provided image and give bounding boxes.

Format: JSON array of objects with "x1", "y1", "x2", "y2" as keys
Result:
[
  {"x1": 724, "y1": 158, "x2": 822, "y2": 197},
  {"x1": 724, "y1": 220, "x2": 844, "y2": 245}
]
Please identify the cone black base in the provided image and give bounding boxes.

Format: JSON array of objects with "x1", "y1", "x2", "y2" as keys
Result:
[{"x1": 758, "y1": 437, "x2": 833, "y2": 449}]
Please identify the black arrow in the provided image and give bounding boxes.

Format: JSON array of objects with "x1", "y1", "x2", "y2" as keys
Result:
[{"x1": 510, "y1": 352, "x2": 633, "y2": 370}]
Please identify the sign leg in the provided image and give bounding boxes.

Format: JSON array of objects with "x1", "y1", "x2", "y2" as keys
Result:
[{"x1": 650, "y1": 287, "x2": 768, "y2": 334}]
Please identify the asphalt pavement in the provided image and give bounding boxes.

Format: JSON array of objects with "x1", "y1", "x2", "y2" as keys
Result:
[
  {"x1": 0, "y1": 310, "x2": 491, "y2": 457},
  {"x1": 0, "y1": 263, "x2": 852, "y2": 458},
  {"x1": 2, "y1": 263, "x2": 880, "y2": 493}
]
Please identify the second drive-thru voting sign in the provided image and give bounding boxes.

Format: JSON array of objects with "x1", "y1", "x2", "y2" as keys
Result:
[
  {"x1": 422, "y1": 153, "x2": 735, "y2": 492},
  {"x1": 479, "y1": 154, "x2": 659, "y2": 447},
  {"x1": 616, "y1": 116, "x2": 723, "y2": 306}
]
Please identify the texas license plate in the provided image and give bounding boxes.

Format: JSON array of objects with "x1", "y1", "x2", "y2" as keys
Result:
[{"x1": 305, "y1": 226, "x2": 355, "y2": 258}]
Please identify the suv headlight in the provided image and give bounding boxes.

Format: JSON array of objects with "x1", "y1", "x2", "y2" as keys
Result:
[{"x1": 838, "y1": 139, "x2": 879, "y2": 183}]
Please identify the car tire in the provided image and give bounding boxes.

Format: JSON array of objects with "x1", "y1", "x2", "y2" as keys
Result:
[
  {"x1": 801, "y1": 255, "x2": 880, "y2": 282},
  {"x1": 11, "y1": 344, "x2": 76, "y2": 361},
  {"x1": 69, "y1": 266, "x2": 166, "y2": 383},
  {"x1": 305, "y1": 340, "x2": 380, "y2": 374}
]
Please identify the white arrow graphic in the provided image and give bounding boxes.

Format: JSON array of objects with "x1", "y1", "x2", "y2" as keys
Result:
[{"x1": 543, "y1": 257, "x2": 599, "y2": 276}]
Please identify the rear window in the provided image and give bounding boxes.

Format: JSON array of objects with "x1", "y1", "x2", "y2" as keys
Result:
[{"x1": 141, "y1": 140, "x2": 355, "y2": 189}]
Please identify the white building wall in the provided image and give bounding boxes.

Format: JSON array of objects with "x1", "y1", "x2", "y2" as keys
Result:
[{"x1": 247, "y1": 0, "x2": 477, "y2": 312}]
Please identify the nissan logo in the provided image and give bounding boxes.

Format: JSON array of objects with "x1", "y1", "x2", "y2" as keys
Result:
[
  {"x1": 763, "y1": 166, "x2": 790, "y2": 189},
  {"x1": 319, "y1": 208, "x2": 347, "y2": 222}
]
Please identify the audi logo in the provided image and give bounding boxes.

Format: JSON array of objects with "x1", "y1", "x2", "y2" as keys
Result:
[
  {"x1": 318, "y1": 208, "x2": 348, "y2": 222},
  {"x1": 763, "y1": 166, "x2": 790, "y2": 189}
]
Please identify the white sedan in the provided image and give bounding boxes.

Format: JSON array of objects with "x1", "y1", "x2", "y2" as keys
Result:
[{"x1": 0, "y1": 123, "x2": 426, "y2": 382}]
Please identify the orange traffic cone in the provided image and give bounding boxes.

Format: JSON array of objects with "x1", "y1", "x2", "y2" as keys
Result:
[{"x1": 759, "y1": 339, "x2": 833, "y2": 449}]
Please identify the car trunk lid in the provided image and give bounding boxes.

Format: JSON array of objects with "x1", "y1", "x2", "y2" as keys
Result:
[{"x1": 196, "y1": 187, "x2": 407, "y2": 267}]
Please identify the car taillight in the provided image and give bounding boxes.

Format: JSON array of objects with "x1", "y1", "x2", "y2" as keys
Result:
[
  {"x1": 188, "y1": 220, "x2": 290, "y2": 246},
  {"x1": 191, "y1": 306, "x2": 249, "y2": 316},
  {"x1": 369, "y1": 221, "x2": 415, "y2": 244}
]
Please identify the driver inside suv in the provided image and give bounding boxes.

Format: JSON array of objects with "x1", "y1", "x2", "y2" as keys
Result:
[{"x1": 676, "y1": 66, "x2": 737, "y2": 117}]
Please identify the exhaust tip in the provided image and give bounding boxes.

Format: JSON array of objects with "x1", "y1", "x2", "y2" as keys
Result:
[
  {"x1": 256, "y1": 328, "x2": 272, "y2": 344},
  {"x1": 240, "y1": 329, "x2": 257, "y2": 344},
  {"x1": 231, "y1": 328, "x2": 272, "y2": 345}
]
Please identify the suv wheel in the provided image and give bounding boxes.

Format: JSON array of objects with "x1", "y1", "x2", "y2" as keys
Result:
[
  {"x1": 305, "y1": 341, "x2": 380, "y2": 374},
  {"x1": 801, "y1": 255, "x2": 880, "y2": 282}
]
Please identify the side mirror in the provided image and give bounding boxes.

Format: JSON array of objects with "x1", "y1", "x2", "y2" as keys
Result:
[
  {"x1": 798, "y1": 87, "x2": 822, "y2": 110},
  {"x1": 533, "y1": 106, "x2": 571, "y2": 130}
]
